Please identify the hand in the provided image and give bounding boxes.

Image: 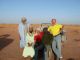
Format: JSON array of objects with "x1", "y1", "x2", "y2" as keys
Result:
[
  {"x1": 19, "y1": 35, "x2": 21, "y2": 40},
  {"x1": 28, "y1": 43, "x2": 32, "y2": 47}
]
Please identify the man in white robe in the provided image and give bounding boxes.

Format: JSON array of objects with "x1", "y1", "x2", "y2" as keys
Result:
[{"x1": 18, "y1": 17, "x2": 29, "y2": 48}]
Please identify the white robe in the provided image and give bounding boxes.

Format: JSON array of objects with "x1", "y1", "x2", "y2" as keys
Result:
[
  {"x1": 18, "y1": 23, "x2": 29, "y2": 48},
  {"x1": 22, "y1": 33, "x2": 35, "y2": 58}
]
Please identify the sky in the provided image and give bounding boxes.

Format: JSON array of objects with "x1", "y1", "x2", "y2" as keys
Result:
[{"x1": 0, "y1": 0, "x2": 80, "y2": 24}]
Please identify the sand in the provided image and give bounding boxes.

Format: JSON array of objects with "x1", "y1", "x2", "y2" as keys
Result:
[{"x1": 0, "y1": 24, "x2": 80, "y2": 60}]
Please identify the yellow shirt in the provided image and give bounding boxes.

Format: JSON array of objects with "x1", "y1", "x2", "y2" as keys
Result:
[{"x1": 48, "y1": 24, "x2": 62, "y2": 36}]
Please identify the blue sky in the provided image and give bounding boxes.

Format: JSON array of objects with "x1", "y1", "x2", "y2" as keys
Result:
[{"x1": 0, "y1": 0, "x2": 80, "y2": 24}]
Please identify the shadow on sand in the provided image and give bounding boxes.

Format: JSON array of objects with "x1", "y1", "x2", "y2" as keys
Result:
[
  {"x1": 67, "y1": 58, "x2": 75, "y2": 60},
  {"x1": 0, "y1": 34, "x2": 14, "y2": 51}
]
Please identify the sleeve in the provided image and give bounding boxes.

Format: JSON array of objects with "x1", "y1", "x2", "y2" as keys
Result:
[
  {"x1": 60, "y1": 25, "x2": 62, "y2": 28},
  {"x1": 59, "y1": 24, "x2": 64, "y2": 34},
  {"x1": 18, "y1": 24, "x2": 21, "y2": 35},
  {"x1": 59, "y1": 24, "x2": 63, "y2": 29}
]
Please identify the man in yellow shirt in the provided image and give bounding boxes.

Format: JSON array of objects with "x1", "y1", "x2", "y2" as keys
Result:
[{"x1": 48, "y1": 19, "x2": 63, "y2": 60}]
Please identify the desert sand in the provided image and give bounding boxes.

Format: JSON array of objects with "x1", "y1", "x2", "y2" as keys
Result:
[{"x1": 0, "y1": 24, "x2": 80, "y2": 60}]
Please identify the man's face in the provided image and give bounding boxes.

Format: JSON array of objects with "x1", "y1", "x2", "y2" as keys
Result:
[
  {"x1": 22, "y1": 20, "x2": 27, "y2": 24},
  {"x1": 51, "y1": 19, "x2": 56, "y2": 25}
]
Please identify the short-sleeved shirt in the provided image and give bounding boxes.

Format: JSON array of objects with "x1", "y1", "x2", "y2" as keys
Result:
[{"x1": 48, "y1": 24, "x2": 62, "y2": 36}]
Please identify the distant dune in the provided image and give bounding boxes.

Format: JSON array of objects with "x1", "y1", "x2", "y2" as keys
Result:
[
  {"x1": 0, "y1": 24, "x2": 18, "y2": 28},
  {"x1": 0, "y1": 24, "x2": 80, "y2": 30}
]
